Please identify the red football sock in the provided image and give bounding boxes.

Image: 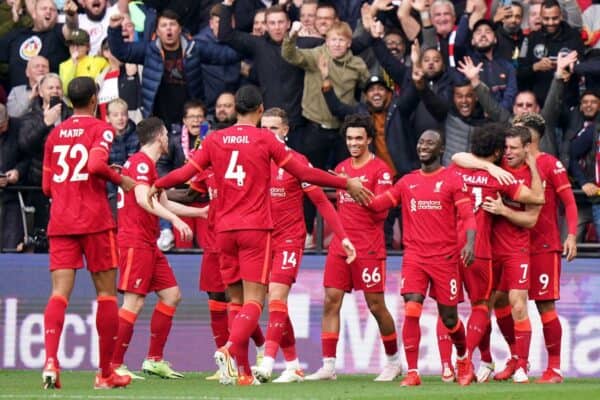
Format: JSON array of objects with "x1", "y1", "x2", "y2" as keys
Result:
[
  {"x1": 96, "y1": 296, "x2": 118, "y2": 378},
  {"x1": 448, "y1": 319, "x2": 467, "y2": 358},
  {"x1": 265, "y1": 300, "x2": 288, "y2": 359},
  {"x1": 479, "y1": 323, "x2": 493, "y2": 363},
  {"x1": 208, "y1": 300, "x2": 229, "y2": 348},
  {"x1": 112, "y1": 308, "x2": 137, "y2": 366},
  {"x1": 251, "y1": 323, "x2": 265, "y2": 347},
  {"x1": 467, "y1": 304, "x2": 490, "y2": 356},
  {"x1": 228, "y1": 302, "x2": 242, "y2": 331},
  {"x1": 495, "y1": 305, "x2": 516, "y2": 356},
  {"x1": 402, "y1": 301, "x2": 422, "y2": 371},
  {"x1": 436, "y1": 316, "x2": 452, "y2": 368},
  {"x1": 147, "y1": 301, "x2": 176, "y2": 361},
  {"x1": 514, "y1": 317, "x2": 532, "y2": 363},
  {"x1": 541, "y1": 310, "x2": 562, "y2": 370},
  {"x1": 381, "y1": 332, "x2": 398, "y2": 356},
  {"x1": 228, "y1": 301, "x2": 262, "y2": 376},
  {"x1": 321, "y1": 332, "x2": 339, "y2": 358},
  {"x1": 44, "y1": 294, "x2": 68, "y2": 364},
  {"x1": 280, "y1": 316, "x2": 297, "y2": 362}
]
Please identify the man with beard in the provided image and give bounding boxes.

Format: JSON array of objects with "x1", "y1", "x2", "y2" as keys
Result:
[
  {"x1": 492, "y1": 2, "x2": 526, "y2": 63},
  {"x1": 213, "y1": 91, "x2": 236, "y2": 128},
  {"x1": 78, "y1": 0, "x2": 123, "y2": 55},
  {"x1": 0, "y1": 0, "x2": 78, "y2": 89},
  {"x1": 518, "y1": 0, "x2": 584, "y2": 109},
  {"x1": 455, "y1": 18, "x2": 517, "y2": 110},
  {"x1": 567, "y1": 90, "x2": 600, "y2": 240}
]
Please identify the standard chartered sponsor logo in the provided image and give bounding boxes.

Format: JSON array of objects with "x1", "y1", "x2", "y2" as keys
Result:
[{"x1": 416, "y1": 200, "x2": 442, "y2": 210}]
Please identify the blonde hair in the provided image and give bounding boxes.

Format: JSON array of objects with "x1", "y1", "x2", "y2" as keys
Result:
[
  {"x1": 107, "y1": 98, "x2": 128, "y2": 114},
  {"x1": 326, "y1": 21, "x2": 352, "y2": 40}
]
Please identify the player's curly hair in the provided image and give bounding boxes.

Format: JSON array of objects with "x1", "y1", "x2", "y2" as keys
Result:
[
  {"x1": 340, "y1": 113, "x2": 375, "y2": 139},
  {"x1": 235, "y1": 85, "x2": 263, "y2": 115},
  {"x1": 470, "y1": 122, "x2": 509, "y2": 159},
  {"x1": 512, "y1": 112, "x2": 546, "y2": 138}
]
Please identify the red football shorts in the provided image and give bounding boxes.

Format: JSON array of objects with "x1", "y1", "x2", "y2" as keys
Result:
[
  {"x1": 118, "y1": 246, "x2": 178, "y2": 295},
  {"x1": 461, "y1": 258, "x2": 493, "y2": 303},
  {"x1": 217, "y1": 230, "x2": 272, "y2": 286},
  {"x1": 529, "y1": 252, "x2": 561, "y2": 301},
  {"x1": 270, "y1": 246, "x2": 304, "y2": 286},
  {"x1": 199, "y1": 250, "x2": 225, "y2": 292},
  {"x1": 401, "y1": 260, "x2": 460, "y2": 306},
  {"x1": 173, "y1": 214, "x2": 205, "y2": 249},
  {"x1": 493, "y1": 254, "x2": 530, "y2": 292},
  {"x1": 324, "y1": 254, "x2": 386, "y2": 293},
  {"x1": 49, "y1": 229, "x2": 117, "y2": 272}
]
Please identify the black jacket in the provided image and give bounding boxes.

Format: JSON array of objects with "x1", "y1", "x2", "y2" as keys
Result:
[
  {"x1": 0, "y1": 117, "x2": 28, "y2": 202},
  {"x1": 218, "y1": 4, "x2": 305, "y2": 127},
  {"x1": 18, "y1": 98, "x2": 72, "y2": 185},
  {"x1": 518, "y1": 22, "x2": 584, "y2": 108}
]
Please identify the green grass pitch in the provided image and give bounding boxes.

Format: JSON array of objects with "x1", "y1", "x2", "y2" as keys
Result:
[{"x1": 1, "y1": 371, "x2": 600, "y2": 400}]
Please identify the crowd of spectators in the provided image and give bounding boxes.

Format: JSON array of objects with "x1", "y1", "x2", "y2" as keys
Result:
[{"x1": 0, "y1": 0, "x2": 599, "y2": 252}]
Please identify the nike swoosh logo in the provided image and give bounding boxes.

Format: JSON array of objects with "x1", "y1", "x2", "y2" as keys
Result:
[
  {"x1": 366, "y1": 282, "x2": 378, "y2": 288},
  {"x1": 518, "y1": 279, "x2": 527, "y2": 284},
  {"x1": 538, "y1": 290, "x2": 548, "y2": 295},
  {"x1": 281, "y1": 265, "x2": 295, "y2": 270}
]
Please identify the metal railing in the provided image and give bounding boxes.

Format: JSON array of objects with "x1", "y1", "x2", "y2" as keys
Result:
[{"x1": 1, "y1": 185, "x2": 599, "y2": 256}]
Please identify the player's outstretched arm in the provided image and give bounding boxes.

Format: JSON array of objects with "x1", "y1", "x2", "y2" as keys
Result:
[
  {"x1": 281, "y1": 156, "x2": 373, "y2": 204},
  {"x1": 160, "y1": 192, "x2": 209, "y2": 219},
  {"x1": 452, "y1": 152, "x2": 516, "y2": 185},
  {"x1": 365, "y1": 191, "x2": 397, "y2": 213},
  {"x1": 306, "y1": 186, "x2": 349, "y2": 240},
  {"x1": 149, "y1": 163, "x2": 200, "y2": 208},
  {"x1": 88, "y1": 148, "x2": 124, "y2": 186},
  {"x1": 482, "y1": 194, "x2": 541, "y2": 228},
  {"x1": 134, "y1": 184, "x2": 193, "y2": 241}
]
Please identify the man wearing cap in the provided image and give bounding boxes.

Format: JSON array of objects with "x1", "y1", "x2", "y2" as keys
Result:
[
  {"x1": 59, "y1": 28, "x2": 108, "y2": 93},
  {"x1": 455, "y1": 17, "x2": 517, "y2": 111}
]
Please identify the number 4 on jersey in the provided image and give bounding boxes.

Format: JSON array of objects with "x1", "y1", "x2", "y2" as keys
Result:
[{"x1": 225, "y1": 150, "x2": 246, "y2": 186}]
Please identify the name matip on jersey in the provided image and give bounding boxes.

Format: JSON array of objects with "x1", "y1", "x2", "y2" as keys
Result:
[
  {"x1": 188, "y1": 125, "x2": 295, "y2": 232},
  {"x1": 270, "y1": 151, "x2": 313, "y2": 247},
  {"x1": 450, "y1": 164, "x2": 521, "y2": 259},
  {"x1": 531, "y1": 153, "x2": 572, "y2": 254},
  {"x1": 392, "y1": 167, "x2": 471, "y2": 264},
  {"x1": 43, "y1": 115, "x2": 116, "y2": 236},
  {"x1": 117, "y1": 151, "x2": 159, "y2": 248},
  {"x1": 328, "y1": 155, "x2": 392, "y2": 259}
]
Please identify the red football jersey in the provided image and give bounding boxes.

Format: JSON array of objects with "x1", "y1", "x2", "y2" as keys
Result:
[
  {"x1": 531, "y1": 153, "x2": 572, "y2": 254},
  {"x1": 43, "y1": 115, "x2": 116, "y2": 236},
  {"x1": 390, "y1": 167, "x2": 471, "y2": 264},
  {"x1": 117, "y1": 151, "x2": 159, "y2": 248},
  {"x1": 328, "y1": 155, "x2": 393, "y2": 259},
  {"x1": 188, "y1": 125, "x2": 296, "y2": 232},
  {"x1": 449, "y1": 164, "x2": 521, "y2": 259},
  {"x1": 192, "y1": 169, "x2": 218, "y2": 251},
  {"x1": 492, "y1": 162, "x2": 532, "y2": 256},
  {"x1": 270, "y1": 152, "x2": 313, "y2": 247}
]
